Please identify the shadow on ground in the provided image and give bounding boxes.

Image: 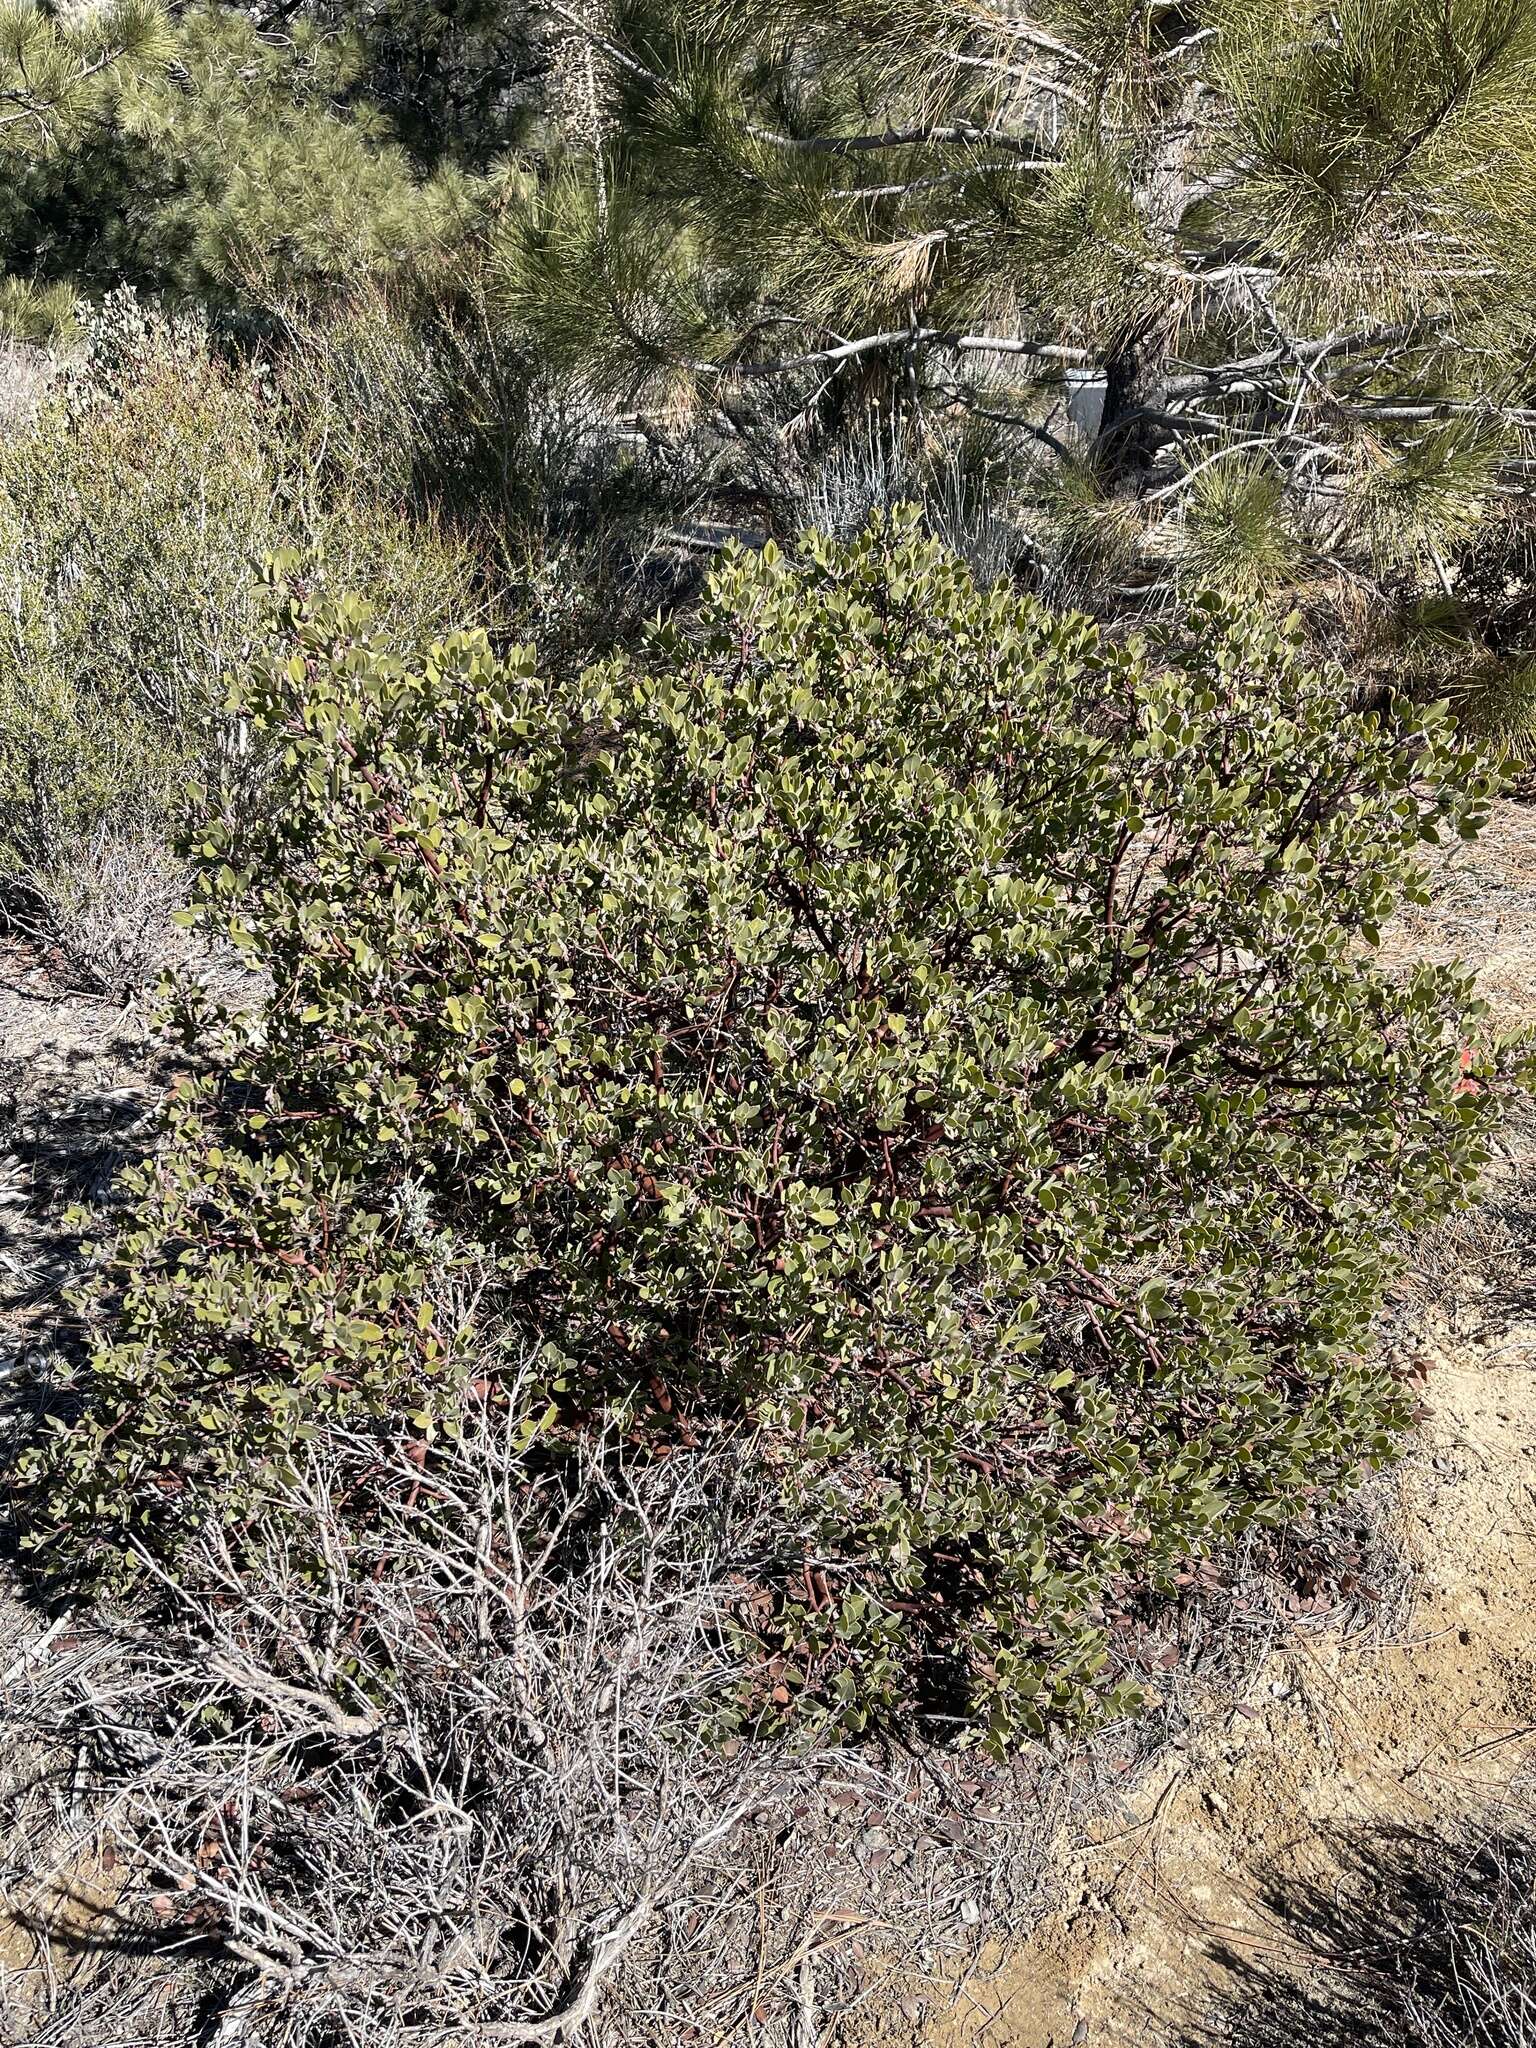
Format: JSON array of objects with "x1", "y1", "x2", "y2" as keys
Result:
[{"x1": 1171, "y1": 1812, "x2": 1536, "y2": 2048}]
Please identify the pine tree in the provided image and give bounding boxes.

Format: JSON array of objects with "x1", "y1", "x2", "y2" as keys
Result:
[
  {"x1": 500, "y1": 0, "x2": 1536, "y2": 679},
  {"x1": 262, "y1": 0, "x2": 551, "y2": 169},
  {"x1": 0, "y1": 0, "x2": 169, "y2": 159},
  {"x1": 0, "y1": 5, "x2": 486, "y2": 326}
]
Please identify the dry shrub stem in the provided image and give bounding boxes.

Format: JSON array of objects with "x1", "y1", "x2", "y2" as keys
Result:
[
  {"x1": 0, "y1": 1386, "x2": 1424, "y2": 2045},
  {"x1": 12, "y1": 825, "x2": 189, "y2": 1000},
  {"x1": 0, "y1": 1398, "x2": 1070, "y2": 2043}
]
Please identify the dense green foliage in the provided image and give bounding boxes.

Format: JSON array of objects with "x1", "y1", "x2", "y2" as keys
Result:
[
  {"x1": 0, "y1": 0, "x2": 1529, "y2": 1782},
  {"x1": 514, "y1": 0, "x2": 1536, "y2": 470},
  {"x1": 499, "y1": 0, "x2": 1536, "y2": 713},
  {"x1": 0, "y1": 0, "x2": 168, "y2": 164},
  {"x1": 4, "y1": 1, "x2": 1533, "y2": 742},
  {"x1": 293, "y1": 0, "x2": 550, "y2": 167},
  {"x1": 0, "y1": 6, "x2": 482, "y2": 322},
  {"x1": 28, "y1": 516, "x2": 1513, "y2": 1740}
]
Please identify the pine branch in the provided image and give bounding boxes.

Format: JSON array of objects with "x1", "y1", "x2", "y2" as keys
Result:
[
  {"x1": 1163, "y1": 327, "x2": 1428, "y2": 397},
  {"x1": 0, "y1": 0, "x2": 171, "y2": 151},
  {"x1": 745, "y1": 119, "x2": 1061, "y2": 158},
  {"x1": 715, "y1": 325, "x2": 1094, "y2": 377},
  {"x1": 501, "y1": 0, "x2": 1536, "y2": 613}
]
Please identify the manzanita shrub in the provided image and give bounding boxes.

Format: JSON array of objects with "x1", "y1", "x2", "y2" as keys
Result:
[{"x1": 29, "y1": 513, "x2": 1516, "y2": 1743}]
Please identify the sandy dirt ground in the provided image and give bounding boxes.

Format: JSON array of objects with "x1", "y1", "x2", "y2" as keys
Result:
[
  {"x1": 0, "y1": 953, "x2": 179, "y2": 2036},
  {"x1": 920, "y1": 1330, "x2": 1536, "y2": 2046}
]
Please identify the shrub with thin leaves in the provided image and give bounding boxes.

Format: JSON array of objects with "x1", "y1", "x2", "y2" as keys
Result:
[
  {"x1": 27, "y1": 513, "x2": 1519, "y2": 1745},
  {"x1": 0, "y1": 291, "x2": 483, "y2": 984}
]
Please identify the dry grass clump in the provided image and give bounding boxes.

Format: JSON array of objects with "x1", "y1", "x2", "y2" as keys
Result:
[
  {"x1": 16, "y1": 826, "x2": 188, "y2": 1000},
  {"x1": 0, "y1": 1405, "x2": 1423, "y2": 2045},
  {"x1": 0, "y1": 1399, "x2": 1093, "y2": 2046}
]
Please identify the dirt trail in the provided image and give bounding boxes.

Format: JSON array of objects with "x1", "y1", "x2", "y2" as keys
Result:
[{"x1": 921, "y1": 799, "x2": 1536, "y2": 2047}]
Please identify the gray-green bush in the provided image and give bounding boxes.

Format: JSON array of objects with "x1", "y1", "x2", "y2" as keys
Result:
[{"x1": 26, "y1": 514, "x2": 1521, "y2": 1744}]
